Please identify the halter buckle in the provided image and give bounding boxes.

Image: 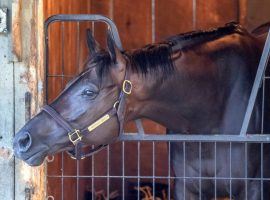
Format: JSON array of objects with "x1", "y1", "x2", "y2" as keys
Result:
[
  {"x1": 122, "y1": 80, "x2": 132, "y2": 95},
  {"x1": 68, "y1": 129, "x2": 82, "y2": 145}
]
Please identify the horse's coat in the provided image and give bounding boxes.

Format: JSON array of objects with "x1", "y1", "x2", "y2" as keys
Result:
[{"x1": 13, "y1": 22, "x2": 270, "y2": 199}]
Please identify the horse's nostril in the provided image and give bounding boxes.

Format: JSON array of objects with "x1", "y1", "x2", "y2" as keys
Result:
[{"x1": 18, "y1": 132, "x2": 32, "y2": 153}]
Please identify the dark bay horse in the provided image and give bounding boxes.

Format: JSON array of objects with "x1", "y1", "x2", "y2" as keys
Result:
[{"x1": 13, "y1": 22, "x2": 270, "y2": 199}]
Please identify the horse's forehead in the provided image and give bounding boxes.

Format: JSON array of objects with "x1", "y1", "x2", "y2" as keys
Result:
[
  {"x1": 62, "y1": 68, "x2": 96, "y2": 91},
  {"x1": 80, "y1": 68, "x2": 99, "y2": 85},
  {"x1": 89, "y1": 67, "x2": 98, "y2": 78}
]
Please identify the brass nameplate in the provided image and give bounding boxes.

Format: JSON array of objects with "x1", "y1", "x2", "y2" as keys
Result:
[{"x1": 88, "y1": 114, "x2": 110, "y2": 132}]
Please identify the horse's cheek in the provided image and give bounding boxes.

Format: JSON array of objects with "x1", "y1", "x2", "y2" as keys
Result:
[{"x1": 84, "y1": 117, "x2": 119, "y2": 145}]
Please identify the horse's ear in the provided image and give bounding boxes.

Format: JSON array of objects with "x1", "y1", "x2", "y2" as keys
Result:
[
  {"x1": 107, "y1": 32, "x2": 124, "y2": 64},
  {"x1": 107, "y1": 32, "x2": 126, "y2": 84},
  {"x1": 86, "y1": 29, "x2": 100, "y2": 54}
]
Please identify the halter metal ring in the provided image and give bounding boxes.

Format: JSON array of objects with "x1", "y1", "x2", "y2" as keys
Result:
[
  {"x1": 113, "y1": 101, "x2": 119, "y2": 109},
  {"x1": 122, "y1": 80, "x2": 132, "y2": 95},
  {"x1": 68, "y1": 129, "x2": 82, "y2": 145},
  {"x1": 70, "y1": 155, "x2": 86, "y2": 160}
]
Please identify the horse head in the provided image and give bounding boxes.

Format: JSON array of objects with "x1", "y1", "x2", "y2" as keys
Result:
[{"x1": 13, "y1": 30, "x2": 146, "y2": 166}]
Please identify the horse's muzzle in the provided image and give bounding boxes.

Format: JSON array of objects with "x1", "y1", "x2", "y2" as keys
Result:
[{"x1": 13, "y1": 131, "x2": 32, "y2": 154}]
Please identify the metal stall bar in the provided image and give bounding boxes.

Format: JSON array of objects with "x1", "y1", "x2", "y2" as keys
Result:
[
  {"x1": 240, "y1": 27, "x2": 270, "y2": 136},
  {"x1": 45, "y1": 14, "x2": 123, "y2": 50},
  {"x1": 119, "y1": 133, "x2": 270, "y2": 142}
]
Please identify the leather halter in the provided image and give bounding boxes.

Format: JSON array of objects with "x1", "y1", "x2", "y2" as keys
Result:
[{"x1": 42, "y1": 67, "x2": 132, "y2": 160}]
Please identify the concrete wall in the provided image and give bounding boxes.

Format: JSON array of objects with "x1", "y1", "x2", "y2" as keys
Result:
[
  {"x1": 0, "y1": 0, "x2": 15, "y2": 199},
  {"x1": 0, "y1": 0, "x2": 45, "y2": 199}
]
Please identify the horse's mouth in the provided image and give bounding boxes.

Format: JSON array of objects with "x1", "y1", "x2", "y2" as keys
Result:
[{"x1": 24, "y1": 151, "x2": 47, "y2": 166}]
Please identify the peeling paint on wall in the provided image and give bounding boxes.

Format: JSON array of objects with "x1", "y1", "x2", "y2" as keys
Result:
[
  {"x1": 0, "y1": 146, "x2": 13, "y2": 160},
  {"x1": 0, "y1": 0, "x2": 46, "y2": 199},
  {"x1": 0, "y1": 8, "x2": 8, "y2": 34}
]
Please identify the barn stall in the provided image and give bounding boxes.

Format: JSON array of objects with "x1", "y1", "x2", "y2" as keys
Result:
[{"x1": 1, "y1": 0, "x2": 270, "y2": 199}]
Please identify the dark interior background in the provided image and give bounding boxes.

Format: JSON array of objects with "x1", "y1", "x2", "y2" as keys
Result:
[{"x1": 44, "y1": 0, "x2": 270, "y2": 199}]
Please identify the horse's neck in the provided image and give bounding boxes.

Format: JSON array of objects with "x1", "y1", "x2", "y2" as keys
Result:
[
  {"x1": 220, "y1": 77, "x2": 261, "y2": 134},
  {"x1": 131, "y1": 33, "x2": 263, "y2": 134},
  {"x1": 135, "y1": 72, "x2": 223, "y2": 134},
  {"x1": 143, "y1": 72, "x2": 260, "y2": 135}
]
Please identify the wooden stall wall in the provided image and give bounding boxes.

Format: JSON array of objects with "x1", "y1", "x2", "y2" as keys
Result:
[{"x1": 43, "y1": 0, "x2": 240, "y2": 199}]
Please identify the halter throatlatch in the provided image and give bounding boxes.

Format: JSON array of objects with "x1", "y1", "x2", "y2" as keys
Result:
[{"x1": 42, "y1": 68, "x2": 132, "y2": 160}]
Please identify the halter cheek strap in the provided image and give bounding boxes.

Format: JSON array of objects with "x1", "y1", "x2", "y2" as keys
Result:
[{"x1": 42, "y1": 69, "x2": 132, "y2": 160}]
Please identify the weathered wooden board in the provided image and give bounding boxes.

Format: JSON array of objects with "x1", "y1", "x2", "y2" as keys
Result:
[
  {"x1": 246, "y1": 0, "x2": 270, "y2": 30},
  {"x1": 114, "y1": 0, "x2": 152, "y2": 49},
  {"x1": 14, "y1": 62, "x2": 33, "y2": 200},
  {"x1": 155, "y1": 0, "x2": 194, "y2": 41},
  {"x1": 91, "y1": 0, "x2": 112, "y2": 48},
  {"x1": 12, "y1": 1, "x2": 47, "y2": 200},
  {"x1": 196, "y1": 0, "x2": 238, "y2": 29}
]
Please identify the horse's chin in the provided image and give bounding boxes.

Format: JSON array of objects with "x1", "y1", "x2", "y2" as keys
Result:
[{"x1": 24, "y1": 153, "x2": 46, "y2": 166}]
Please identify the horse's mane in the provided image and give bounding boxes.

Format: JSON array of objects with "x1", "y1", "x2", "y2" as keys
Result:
[
  {"x1": 94, "y1": 22, "x2": 244, "y2": 78},
  {"x1": 168, "y1": 22, "x2": 243, "y2": 48}
]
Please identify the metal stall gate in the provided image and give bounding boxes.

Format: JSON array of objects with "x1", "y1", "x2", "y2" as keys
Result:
[{"x1": 45, "y1": 15, "x2": 270, "y2": 200}]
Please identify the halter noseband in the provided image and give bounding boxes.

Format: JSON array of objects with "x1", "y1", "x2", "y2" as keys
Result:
[{"x1": 42, "y1": 68, "x2": 132, "y2": 160}]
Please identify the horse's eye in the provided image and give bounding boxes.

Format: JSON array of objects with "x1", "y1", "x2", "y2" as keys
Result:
[{"x1": 82, "y1": 89, "x2": 97, "y2": 99}]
